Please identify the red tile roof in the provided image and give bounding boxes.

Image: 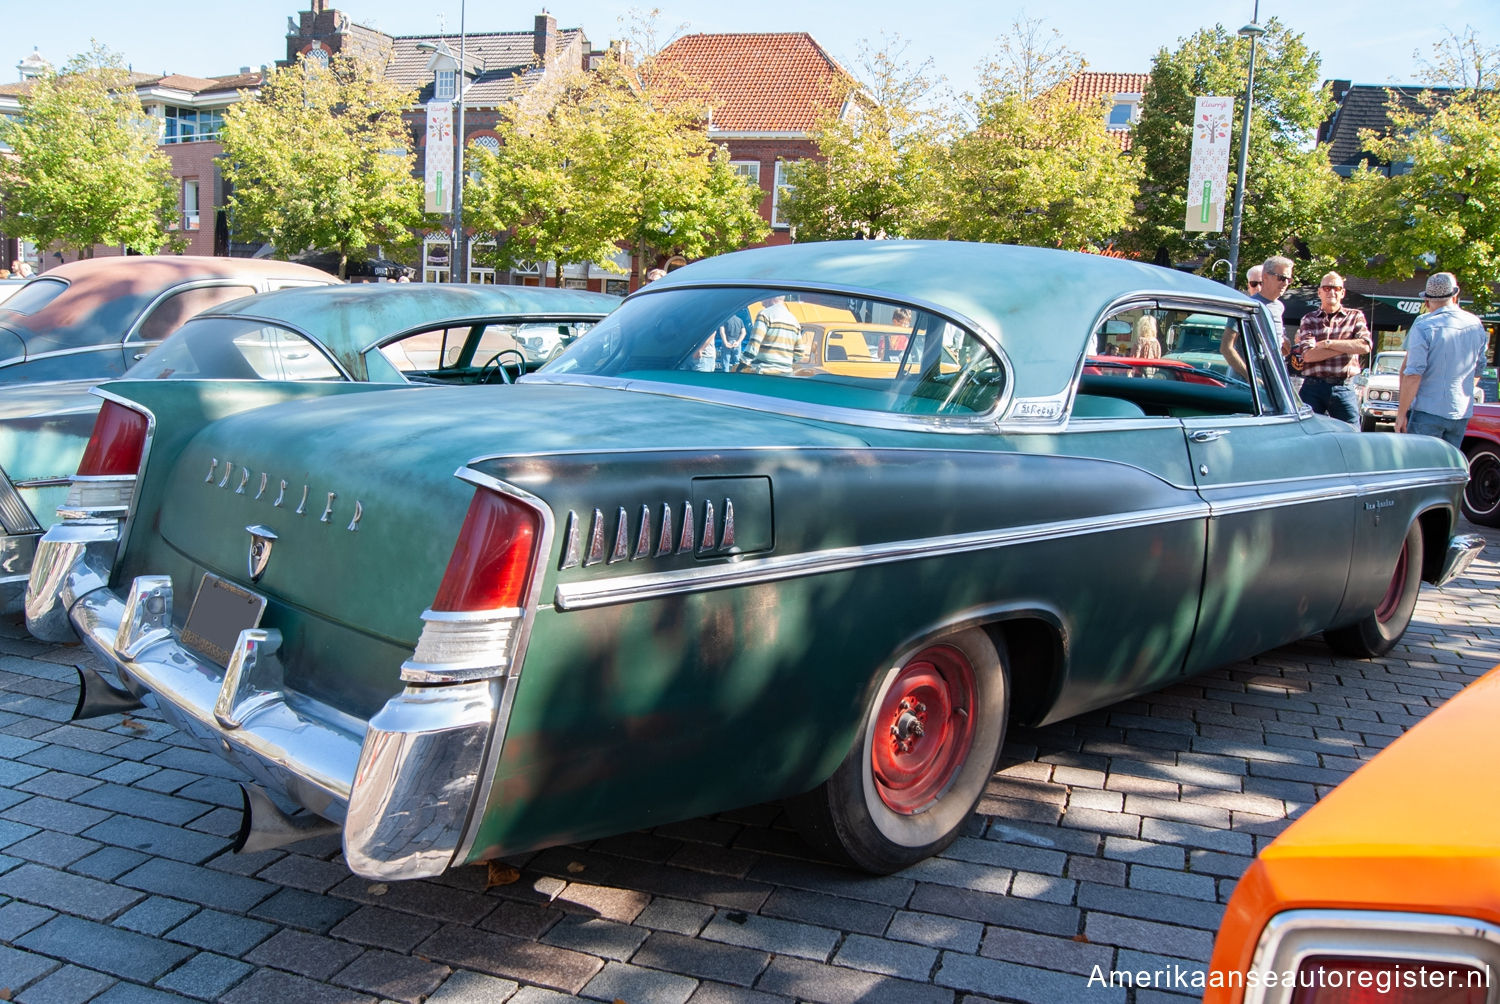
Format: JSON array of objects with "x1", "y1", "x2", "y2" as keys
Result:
[
  {"x1": 654, "y1": 33, "x2": 852, "y2": 133},
  {"x1": 1068, "y1": 71, "x2": 1151, "y2": 150}
]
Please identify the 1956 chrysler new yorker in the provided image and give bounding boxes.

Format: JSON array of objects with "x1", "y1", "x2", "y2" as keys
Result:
[{"x1": 24, "y1": 241, "x2": 1484, "y2": 879}]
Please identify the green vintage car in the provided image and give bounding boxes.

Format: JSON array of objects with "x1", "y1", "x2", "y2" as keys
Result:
[
  {"x1": 0, "y1": 283, "x2": 616, "y2": 613},
  {"x1": 26, "y1": 241, "x2": 1483, "y2": 879}
]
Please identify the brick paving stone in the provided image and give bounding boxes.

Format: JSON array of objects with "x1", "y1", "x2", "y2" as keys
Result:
[
  {"x1": 331, "y1": 904, "x2": 443, "y2": 952},
  {"x1": 1066, "y1": 854, "x2": 1127, "y2": 885},
  {"x1": 116, "y1": 858, "x2": 276, "y2": 913},
  {"x1": 3, "y1": 795, "x2": 110, "y2": 835},
  {"x1": 900, "y1": 856, "x2": 1011, "y2": 895},
  {"x1": 249, "y1": 885, "x2": 359, "y2": 932},
  {"x1": 757, "y1": 956, "x2": 953, "y2": 1004},
  {"x1": 173, "y1": 777, "x2": 242, "y2": 809},
  {"x1": 245, "y1": 929, "x2": 363, "y2": 980},
  {"x1": 165, "y1": 907, "x2": 275, "y2": 955},
  {"x1": 1009, "y1": 870, "x2": 1076, "y2": 904},
  {"x1": 92, "y1": 762, "x2": 158, "y2": 786},
  {"x1": 116, "y1": 896, "x2": 198, "y2": 936},
  {"x1": 980, "y1": 924, "x2": 1114, "y2": 976},
  {"x1": 509, "y1": 988, "x2": 590, "y2": 1004},
  {"x1": 220, "y1": 968, "x2": 377, "y2": 1004},
  {"x1": 761, "y1": 887, "x2": 894, "y2": 936},
  {"x1": 1067, "y1": 786, "x2": 1125, "y2": 812},
  {"x1": 155, "y1": 951, "x2": 254, "y2": 1000},
  {"x1": 0, "y1": 863, "x2": 143, "y2": 921},
  {"x1": 886, "y1": 911, "x2": 983, "y2": 953},
  {"x1": 686, "y1": 981, "x2": 793, "y2": 1004},
  {"x1": 983, "y1": 819, "x2": 1101, "y2": 856},
  {"x1": 635, "y1": 896, "x2": 716, "y2": 935},
  {"x1": 1139, "y1": 817, "x2": 1254, "y2": 855},
  {"x1": 701, "y1": 909, "x2": 840, "y2": 962},
  {"x1": 1189, "y1": 849, "x2": 1256, "y2": 879},
  {"x1": 833, "y1": 932, "x2": 938, "y2": 982},
  {"x1": 1060, "y1": 805, "x2": 1142, "y2": 837},
  {"x1": 632, "y1": 930, "x2": 770, "y2": 986},
  {"x1": 14, "y1": 963, "x2": 114, "y2": 1004},
  {"x1": 667, "y1": 841, "x2": 761, "y2": 878},
  {"x1": 425, "y1": 970, "x2": 521, "y2": 1004},
  {"x1": 328, "y1": 874, "x2": 496, "y2": 925},
  {"x1": 16, "y1": 914, "x2": 193, "y2": 982},
  {"x1": 19, "y1": 743, "x2": 117, "y2": 775},
  {"x1": 0, "y1": 899, "x2": 52, "y2": 941},
  {"x1": 478, "y1": 898, "x2": 565, "y2": 939},
  {"x1": 132, "y1": 768, "x2": 199, "y2": 794},
  {"x1": 1084, "y1": 912, "x2": 1217, "y2": 962},
  {"x1": 743, "y1": 857, "x2": 915, "y2": 907},
  {"x1": 185, "y1": 806, "x2": 240, "y2": 838},
  {"x1": 542, "y1": 914, "x2": 649, "y2": 962},
  {"x1": 333, "y1": 948, "x2": 451, "y2": 1004},
  {"x1": 70, "y1": 846, "x2": 149, "y2": 881},
  {"x1": 908, "y1": 884, "x2": 1080, "y2": 938},
  {"x1": 552, "y1": 880, "x2": 651, "y2": 922},
  {"x1": 205, "y1": 846, "x2": 286, "y2": 877},
  {"x1": 936, "y1": 950, "x2": 1122, "y2": 1004},
  {"x1": 0, "y1": 941, "x2": 60, "y2": 991},
  {"x1": 582, "y1": 960, "x2": 698, "y2": 1004},
  {"x1": 5, "y1": 831, "x2": 98, "y2": 868},
  {"x1": 416, "y1": 923, "x2": 604, "y2": 993},
  {"x1": 255, "y1": 853, "x2": 350, "y2": 894},
  {"x1": 16, "y1": 771, "x2": 102, "y2": 801},
  {"x1": 1128, "y1": 864, "x2": 1218, "y2": 900},
  {"x1": 944, "y1": 835, "x2": 1065, "y2": 875},
  {"x1": 81, "y1": 814, "x2": 226, "y2": 864}
]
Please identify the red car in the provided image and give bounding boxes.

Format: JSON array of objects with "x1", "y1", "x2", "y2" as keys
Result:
[
  {"x1": 1461, "y1": 403, "x2": 1500, "y2": 525},
  {"x1": 1082, "y1": 355, "x2": 1228, "y2": 386}
]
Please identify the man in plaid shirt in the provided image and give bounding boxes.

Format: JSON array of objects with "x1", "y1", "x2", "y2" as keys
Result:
[{"x1": 1295, "y1": 271, "x2": 1371, "y2": 427}]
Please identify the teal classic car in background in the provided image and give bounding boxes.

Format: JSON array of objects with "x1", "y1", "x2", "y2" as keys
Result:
[
  {"x1": 0, "y1": 283, "x2": 616, "y2": 613},
  {"x1": 26, "y1": 241, "x2": 1483, "y2": 879}
]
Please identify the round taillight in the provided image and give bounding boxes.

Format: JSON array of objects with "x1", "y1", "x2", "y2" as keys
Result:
[
  {"x1": 431, "y1": 489, "x2": 540, "y2": 613},
  {"x1": 76, "y1": 401, "x2": 149, "y2": 477},
  {"x1": 1290, "y1": 956, "x2": 1489, "y2": 1004}
]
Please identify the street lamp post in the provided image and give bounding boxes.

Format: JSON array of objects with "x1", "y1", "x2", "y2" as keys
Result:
[
  {"x1": 1226, "y1": 5, "x2": 1265, "y2": 289},
  {"x1": 453, "y1": 0, "x2": 467, "y2": 283}
]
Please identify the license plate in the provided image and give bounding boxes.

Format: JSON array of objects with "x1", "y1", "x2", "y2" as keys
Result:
[{"x1": 181, "y1": 573, "x2": 266, "y2": 667}]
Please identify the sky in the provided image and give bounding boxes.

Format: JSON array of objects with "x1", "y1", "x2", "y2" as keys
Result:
[{"x1": 5, "y1": 0, "x2": 1497, "y2": 100}]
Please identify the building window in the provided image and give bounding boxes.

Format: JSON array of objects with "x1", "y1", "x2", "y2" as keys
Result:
[
  {"x1": 468, "y1": 134, "x2": 499, "y2": 182},
  {"x1": 164, "y1": 105, "x2": 224, "y2": 144},
  {"x1": 435, "y1": 69, "x2": 456, "y2": 100},
  {"x1": 1107, "y1": 95, "x2": 1141, "y2": 131},
  {"x1": 181, "y1": 179, "x2": 200, "y2": 230},
  {"x1": 772, "y1": 160, "x2": 795, "y2": 228},
  {"x1": 731, "y1": 161, "x2": 761, "y2": 185}
]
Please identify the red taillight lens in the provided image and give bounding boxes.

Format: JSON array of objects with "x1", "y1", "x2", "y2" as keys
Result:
[
  {"x1": 431, "y1": 490, "x2": 540, "y2": 612},
  {"x1": 1290, "y1": 957, "x2": 1489, "y2": 1004},
  {"x1": 76, "y1": 402, "x2": 149, "y2": 477}
]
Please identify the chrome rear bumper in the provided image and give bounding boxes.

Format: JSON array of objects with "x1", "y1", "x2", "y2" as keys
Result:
[
  {"x1": 1438, "y1": 533, "x2": 1487, "y2": 587},
  {"x1": 24, "y1": 520, "x2": 500, "y2": 880},
  {"x1": 1, "y1": 531, "x2": 40, "y2": 616}
]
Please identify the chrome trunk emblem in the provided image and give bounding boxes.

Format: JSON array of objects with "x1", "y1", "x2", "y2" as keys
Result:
[{"x1": 246, "y1": 525, "x2": 278, "y2": 582}]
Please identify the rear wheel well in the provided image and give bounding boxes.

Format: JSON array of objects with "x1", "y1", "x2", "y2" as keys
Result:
[
  {"x1": 983, "y1": 617, "x2": 1063, "y2": 726},
  {"x1": 1417, "y1": 506, "x2": 1453, "y2": 583}
]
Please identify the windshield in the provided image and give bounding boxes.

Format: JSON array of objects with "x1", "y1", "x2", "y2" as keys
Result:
[
  {"x1": 536, "y1": 286, "x2": 1006, "y2": 418},
  {"x1": 1373, "y1": 354, "x2": 1405, "y2": 376},
  {"x1": 127, "y1": 316, "x2": 345, "y2": 381}
]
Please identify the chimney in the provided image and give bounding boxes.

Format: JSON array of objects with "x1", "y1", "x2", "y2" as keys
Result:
[{"x1": 534, "y1": 12, "x2": 557, "y2": 65}]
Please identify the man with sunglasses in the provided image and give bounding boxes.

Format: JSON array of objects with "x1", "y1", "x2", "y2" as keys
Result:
[
  {"x1": 1245, "y1": 264, "x2": 1263, "y2": 296},
  {"x1": 1293, "y1": 271, "x2": 1370, "y2": 426}
]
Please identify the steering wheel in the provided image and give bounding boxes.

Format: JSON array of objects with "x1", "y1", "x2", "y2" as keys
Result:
[{"x1": 477, "y1": 349, "x2": 528, "y2": 385}]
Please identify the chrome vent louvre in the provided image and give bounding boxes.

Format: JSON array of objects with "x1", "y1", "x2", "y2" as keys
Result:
[
  {"x1": 560, "y1": 498, "x2": 737, "y2": 569},
  {"x1": 0, "y1": 465, "x2": 43, "y2": 534}
]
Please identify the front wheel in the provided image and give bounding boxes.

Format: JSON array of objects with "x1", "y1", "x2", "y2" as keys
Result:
[
  {"x1": 786, "y1": 628, "x2": 1008, "y2": 873},
  {"x1": 1325, "y1": 520, "x2": 1423, "y2": 658},
  {"x1": 1462, "y1": 443, "x2": 1500, "y2": 526}
]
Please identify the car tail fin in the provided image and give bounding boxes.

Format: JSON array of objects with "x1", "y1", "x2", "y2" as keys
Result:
[{"x1": 63, "y1": 399, "x2": 151, "y2": 518}]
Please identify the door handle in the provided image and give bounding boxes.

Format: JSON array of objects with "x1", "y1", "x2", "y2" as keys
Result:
[{"x1": 1189, "y1": 429, "x2": 1229, "y2": 443}]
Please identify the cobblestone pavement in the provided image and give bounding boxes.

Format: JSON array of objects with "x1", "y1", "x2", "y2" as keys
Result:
[{"x1": 2, "y1": 520, "x2": 1497, "y2": 1004}]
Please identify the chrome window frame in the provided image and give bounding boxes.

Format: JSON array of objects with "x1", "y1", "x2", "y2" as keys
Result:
[
  {"x1": 526, "y1": 279, "x2": 1018, "y2": 435},
  {"x1": 131, "y1": 311, "x2": 355, "y2": 382},
  {"x1": 1244, "y1": 908, "x2": 1500, "y2": 1004},
  {"x1": 123, "y1": 279, "x2": 267, "y2": 345}
]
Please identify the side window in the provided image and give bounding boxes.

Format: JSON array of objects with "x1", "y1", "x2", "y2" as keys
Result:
[
  {"x1": 230, "y1": 326, "x2": 342, "y2": 381},
  {"x1": 377, "y1": 327, "x2": 469, "y2": 373},
  {"x1": 134, "y1": 285, "x2": 257, "y2": 343},
  {"x1": 1079, "y1": 306, "x2": 1275, "y2": 420}
]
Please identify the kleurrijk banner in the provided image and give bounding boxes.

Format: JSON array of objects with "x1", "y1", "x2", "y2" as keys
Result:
[
  {"x1": 1185, "y1": 96, "x2": 1233, "y2": 233},
  {"x1": 425, "y1": 100, "x2": 454, "y2": 214}
]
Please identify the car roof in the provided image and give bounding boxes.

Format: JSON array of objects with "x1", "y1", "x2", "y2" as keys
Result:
[
  {"x1": 642, "y1": 241, "x2": 1252, "y2": 397},
  {"x1": 0, "y1": 256, "x2": 335, "y2": 351},
  {"x1": 195, "y1": 283, "x2": 621, "y2": 373}
]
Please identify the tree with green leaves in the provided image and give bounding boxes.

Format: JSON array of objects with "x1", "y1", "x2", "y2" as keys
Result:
[
  {"x1": 1316, "y1": 30, "x2": 1500, "y2": 310},
  {"x1": 933, "y1": 19, "x2": 1140, "y2": 249},
  {"x1": 780, "y1": 39, "x2": 948, "y2": 241},
  {"x1": 0, "y1": 44, "x2": 181, "y2": 258},
  {"x1": 1127, "y1": 19, "x2": 1335, "y2": 276},
  {"x1": 217, "y1": 53, "x2": 428, "y2": 279},
  {"x1": 466, "y1": 54, "x2": 767, "y2": 285}
]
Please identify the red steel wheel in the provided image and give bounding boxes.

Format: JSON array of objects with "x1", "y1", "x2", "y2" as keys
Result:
[
  {"x1": 1373, "y1": 537, "x2": 1410, "y2": 624},
  {"x1": 870, "y1": 646, "x2": 977, "y2": 814}
]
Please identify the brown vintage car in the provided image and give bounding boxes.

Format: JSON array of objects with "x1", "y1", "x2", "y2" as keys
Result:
[{"x1": 0, "y1": 256, "x2": 336, "y2": 384}]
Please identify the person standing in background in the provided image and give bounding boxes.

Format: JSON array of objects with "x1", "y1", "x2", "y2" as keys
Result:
[{"x1": 1395, "y1": 272, "x2": 1488, "y2": 448}]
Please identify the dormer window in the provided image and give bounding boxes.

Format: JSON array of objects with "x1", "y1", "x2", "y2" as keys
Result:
[
  {"x1": 436, "y1": 69, "x2": 456, "y2": 100},
  {"x1": 1107, "y1": 94, "x2": 1142, "y2": 130}
]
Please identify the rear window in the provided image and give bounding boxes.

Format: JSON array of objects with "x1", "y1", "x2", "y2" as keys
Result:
[
  {"x1": 0, "y1": 277, "x2": 68, "y2": 316},
  {"x1": 127, "y1": 316, "x2": 345, "y2": 381},
  {"x1": 539, "y1": 287, "x2": 1005, "y2": 418}
]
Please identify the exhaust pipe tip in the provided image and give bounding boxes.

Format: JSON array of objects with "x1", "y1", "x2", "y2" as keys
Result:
[
  {"x1": 72, "y1": 664, "x2": 144, "y2": 721},
  {"x1": 234, "y1": 784, "x2": 341, "y2": 856}
]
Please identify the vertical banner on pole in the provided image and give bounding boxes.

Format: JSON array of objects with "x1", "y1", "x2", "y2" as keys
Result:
[
  {"x1": 424, "y1": 100, "x2": 454, "y2": 214},
  {"x1": 1185, "y1": 96, "x2": 1233, "y2": 232}
]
